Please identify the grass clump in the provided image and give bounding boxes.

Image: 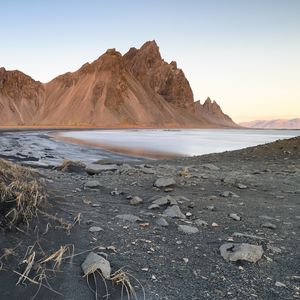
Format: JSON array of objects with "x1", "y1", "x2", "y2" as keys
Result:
[{"x1": 0, "y1": 159, "x2": 45, "y2": 228}]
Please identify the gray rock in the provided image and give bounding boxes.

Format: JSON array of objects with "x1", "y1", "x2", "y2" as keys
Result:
[
  {"x1": 86, "y1": 164, "x2": 118, "y2": 175},
  {"x1": 195, "y1": 219, "x2": 208, "y2": 227},
  {"x1": 236, "y1": 183, "x2": 248, "y2": 189},
  {"x1": 178, "y1": 225, "x2": 199, "y2": 234},
  {"x1": 220, "y1": 191, "x2": 239, "y2": 198},
  {"x1": 156, "y1": 217, "x2": 169, "y2": 227},
  {"x1": 152, "y1": 195, "x2": 177, "y2": 206},
  {"x1": 81, "y1": 252, "x2": 111, "y2": 278},
  {"x1": 163, "y1": 205, "x2": 186, "y2": 219},
  {"x1": 84, "y1": 180, "x2": 101, "y2": 189},
  {"x1": 116, "y1": 214, "x2": 142, "y2": 223},
  {"x1": 202, "y1": 163, "x2": 220, "y2": 171},
  {"x1": 220, "y1": 243, "x2": 263, "y2": 263},
  {"x1": 89, "y1": 226, "x2": 103, "y2": 233},
  {"x1": 148, "y1": 204, "x2": 160, "y2": 210},
  {"x1": 275, "y1": 281, "x2": 286, "y2": 288},
  {"x1": 130, "y1": 196, "x2": 143, "y2": 206},
  {"x1": 229, "y1": 213, "x2": 241, "y2": 221},
  {"x1": 154, "y1": 177, "x2": 176, "y2": 188},
  {"x1": 232, "y1": 232, "x2": 266, "y2": 240},
  {"x1": 206, "y1": 205, "x2": 215, "y2": 211},
  {"x1": 261, "y1": 222, "x2": 277, "y2": 229}
]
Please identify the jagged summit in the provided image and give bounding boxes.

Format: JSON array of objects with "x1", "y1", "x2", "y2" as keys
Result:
[{"x1": 0, "y1": 41, "x2": 237, "y2": 128}]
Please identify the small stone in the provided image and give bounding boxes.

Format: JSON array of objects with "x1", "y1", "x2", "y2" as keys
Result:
[
  {"x1": 130, "y1": 196, "x2": 143, "y2": 206},
  {"x1": 178, "y1": 225, "x2": 199, "y2": 234},
  {"x1": 206, "y1": 205, "x2": 215, "y2": 211},
  {"x1": 116, "y1": 214, "x2": 143, "y2": 223},
  {"x1": 208, "y1": 195, "x2": 218, "y2": 201},
  {"x1": 163, "y1": 205, "x2": 186, "y2": 219},
  {"x1": 267, "y1": 245, "x2": 282, "y2": 254},
  {"x1": 195, "y1": 219, "x2": 208, "y2": 227},
  {"x1": 183, "y1": 258, "x2": 189, "y2": 263},
  {"x1": 148, "y1": 204, "x2": 160, "y2": 210},
  {"x1": 236, "y1": 183, "x2": 247, "y2": 189},
  {"x1": 202, "y1": 163, "x2": 220, "y2": 171},
  {"x1": 164, "y1": 187, "x2": 173, "y2": 192},
  {"x1": 152, "y1": 195, "x2": 175, "y2": 206},
  {"x1": 221, "y1": 191, "x2": 239, "y2": 198},
  {"x1": 89, "y1": 226, "x2": 103, "y2": 233},
  {"x1": 186, "y1": 212, "x2": 192, "y2": 217},
  {"x1": 188, "y1": 202, "x2": 195, "y2": 208},
  {"x1": 141, "y1": 268, "x2": 149, "y2": 272},
  {"x1": 220, "y1": 243, "x2": 263, "y2": 263},
  {"x1": 229, "y1": 213, "x2": 241, "y2": 221},
  {"x1": 151, "y1": 274, "x2": 157, "y2": 280},
  {"x1": 212, "y1": 222, "x2": 219, "y2": 227},
  {"x1": 261, "y1": 222, "x2": 277, "y2": 229},
  {"x1": 153, "y1": 177, "x2": 176, "y2": 188},
  {"x1": 81, "y1": 252, "x2": 111, "y2": 278},
  {"x1": 92, "y1": 203, "x2": 100, "y2": 207},
  {"x1": 156, "y1": 217, "x2": 169, "y2": 227},
  {"x1": 275, "y1": 281, "x2": 286, "y2": 288},
  {"x1": 86, "y1": 164, "x2": 118, "y2": 175},
  {"x1": 84, "y1": 180, "x2": 100, "y2": 189}
]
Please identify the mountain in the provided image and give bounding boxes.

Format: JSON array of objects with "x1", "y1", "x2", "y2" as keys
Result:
[
  {"x1": 240, "y1": 119, "x2": 300, "y2": 129},
  {"x1": 0, "y1": 41, "x2": 237, "y2": 128}
]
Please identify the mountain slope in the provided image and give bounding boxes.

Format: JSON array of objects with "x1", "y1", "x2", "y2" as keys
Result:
[
  {"x1": 240, "y1": 119, "x2": 300, "y2": 129},
  {"x1": 0, "y1": 41, "x2": 237, "y2": 128}
]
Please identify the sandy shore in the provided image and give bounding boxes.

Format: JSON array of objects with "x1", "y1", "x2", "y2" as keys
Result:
[{"x1": 0, "y1": 135, "x2": 299, "y2": 299}]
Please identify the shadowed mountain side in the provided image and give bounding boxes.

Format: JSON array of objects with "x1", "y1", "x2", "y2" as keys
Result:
[{"x1": 0, "y1": 41, "x2": 237, "y2": 128}]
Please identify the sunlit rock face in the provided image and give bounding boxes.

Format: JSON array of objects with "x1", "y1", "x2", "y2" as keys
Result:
[{"x1": 0, "y1": 42, "x2": 237, "y2": 128}]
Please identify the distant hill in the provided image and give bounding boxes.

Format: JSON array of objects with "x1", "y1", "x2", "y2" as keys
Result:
[
  {"x1": 240, "y1": 118, "x2": 300, "y2": 129},
  {"x1": 0, "y1": 41, "x2": 237, "y2": 128}
]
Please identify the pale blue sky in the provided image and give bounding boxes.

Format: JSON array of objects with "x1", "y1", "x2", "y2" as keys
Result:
[{"x1": 1, "y1": 0, "x2": 299, "y2": 122}]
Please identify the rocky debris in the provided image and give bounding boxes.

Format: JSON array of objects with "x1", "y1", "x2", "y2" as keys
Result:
[
  {"x1": 84, "y1": 180, "x2": 101, "y2": 189},
  {"x1": 178, "y1": 225, "x2": 199, "y2": 234},
  {"x1": 195, "y1": 219, "x2": 208, "y2": 227},
  {"x1": 116, "y1": 214, "x2": 143, "y2": 222},
  {"x1": 261, "y1": 222, "x2": 277, "y2": 229},
  {"x1": 220, "y1": 191, "x2": 240, "y2": 198},
  {"x1": 85, "y1": 164, "x2": 118, "y2": 175},
  {"x1": 220, "y1": 243, "x2": 263, "y2": 263},
  {"x1": 153, "y1": 177, "x2": 176, "y2": 188},
  {"x1": 89, "y1": 226, "x2": 103, "y2": 233},
  {"x1": 236, "y1": 183, "x2": 248, "y2": 189},
  {"x1": 56, "y1": 160, "x2": 86, "y2": 173},
  {"x1": 81, "y1": 252, "x2": 111, "y2": 278},
  {"x1": 156, "y1": 217, "x2": 169, "y2": 227},
  {"x1": 163, "y1": 205, "x2": 186, "y2": 219},
  {"x1": 130, "y1": 196, "x2": 143, "y2": 206},
  {"x1": 202, "y1": 163, "x2": 220, "y2": 171},
  {"x1": 229, "y1": 213, "x2": 241, "y2": 221}
]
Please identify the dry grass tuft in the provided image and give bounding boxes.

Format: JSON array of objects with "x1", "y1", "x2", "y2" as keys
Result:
[{"x1": 0, "y1": 159, "x2": 46, "y2": 228}]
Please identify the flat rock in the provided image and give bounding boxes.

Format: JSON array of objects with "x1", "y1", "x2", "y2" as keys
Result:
[
  {"x1": 195, "y1": 219, "x2": 208, "y2": 227},
  {"x1": 178, "y1": 225, "x2": 199, "y2": 234},
  {"x1": 154, "y1": 177, "x2": 176, "y2": 188},
  {"x1": 261, "y1": 222, "x2": 277, "y2": 229},
  {"x1": 220, "y1": 191, "x2": 240, "y2": 198},
  {"x1": 89, "y1": 226, "x2": 103, "y2": 233},
  {"x1": 86, "y1": 164, "x2": 118, "y2": 175},
  {"x1": 156, "y1": 217, "x2": 169, "y2": 227},
  {"x1": 202, "y1": 163, "x2": 220, "y2": 171},
  {"x1": 220, "y1": 243, "x2": 263, "y2": 263},
  {"x1": 130, "y1": 196, "x2": 143, "y2": 205},
  {"x1": 152, "y1": 195, "x2": 177, "y2": 206},
  {"x1": 84, "y1": 180, "x2": 101, "y2": 189},
  {"x1": 229, "y1": 213, "x2": 241, "y2": 221},
  {"x1": 81, "y1": 252, "x2": 111, "y2": 278},
  {"x1": 236, "y1": 183, "x2": 248, "y2": 189},
  {"x1": 116, "y1": 214, "x2": 142, "y2": 222},
  {"x1": 163, "y1": 205, "x2": 186, "y2": 219}
]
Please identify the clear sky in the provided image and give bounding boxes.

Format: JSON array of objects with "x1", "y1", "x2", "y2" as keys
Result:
[{"x1": 1, "y1": 0, "x2": 299, "y2": 122}]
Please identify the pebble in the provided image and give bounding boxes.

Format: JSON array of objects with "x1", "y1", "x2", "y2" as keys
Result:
[
  {"x1": 116, "y1": 214, "x2": 143, "y2": 223},
  {"x1": 130, "y1": 196, "x2": 143, "y2": 205},
  {"x1": 163, "y1": 205, "x2": 186, "y2": 219},
  {"x1": 229, "y1": 213, "x2": 241, "y2": 221},
  {"x1": 153, "y1": 177, "x2": 176, "y2": 188},
  {"x1": 202, "y1": 163, "x2": 220, "y2": 171},
  {"x1": 275, "y1": 281, "x2": 286, "y2": 288},
  {"x1": 81, "y1": 252, "x2": 111, "y2": 278},
  {"x1": 195, "y1": 219, "x2": 208, "y2": 227},
  {"x1": 183, "y1": 258, "x2": 189, "y2": 263},
  {"x1": 156, "y1": 217, "x2": 169, "y2": 227},
  {"x1": 236, "y1": 183, "x2": 247, "y2": 189},
  {"x1": 261, "y1": 222, "x2": 277, "y2": 229},
  {"x1": 84, "y1": 180, "x2": 100, "y2": 189},
  {"x1": 89, "y1": 226, "x2": 103, "y2": 233},
  {"x1": 212, "y1": 222, "x2": 219, "y2": 227},
  {"x1": 178, "y1": 225, "x2": 199, "y2": 234},
  {"x1": 206, "y1": 205, "x2": 215, "y2": 211}
]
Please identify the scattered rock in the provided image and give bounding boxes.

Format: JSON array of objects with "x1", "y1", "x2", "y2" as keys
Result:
[
  {"x1": 220, "y1": 243, "x2": 263, "y2": 263},
  {"x1": 163, "y1": 205, "x2": 186, "y2": 219},
  {"x1": 261, "y1": 222, "x2": 277, "y2": 229},
  {"x1": 195, "y1": 219, "x2": 208, "y2": 227},
  {"x1": 116, "y1": 214, "x2": 143, "y2": 222},
  {"x1": 236, "y1": 183, "x2": 248, "y2": 189},
  {"x1": 154, "y1": 177, "x2": 176, "y2": 188},
  {"x1": 152, "y1": 195, "x2": 176, "y2": 206},
  {"x1": 81, "y1": 252, "x2": 111, "y2": 278},
  {"x1": 229, "y1": 213, "x2": 241, "y2": 221},
  {"x1": 206, "y1": 205, "x2": 215, "y2": 211},
  {"x1": 130, "y1": 196, "x2": 143, "y2": 205},
  {"x1": 156, "y1": 217, "x2": 169, "y2": 227},
  {"x1": 86, "y1": 164, "x2": 118, "y2": 175},
  {"x1": 202, "y1": 163, "x2": 220, "y2": 171},
  {"x1": 148, "y1": 204, "x2": 160, "y2": 210},
  {"x1": 212, "y1": 222, "x2": 219, "y2": 227},
  {"x1": 178, "y1": 225, "x2": 199, "y2": 234},
  {"x1": 275, "y1": 281, "x2": 286, "y2": 288},
  {"x1": 89, "y1": 226, "x2": 103, "y2": 233},
  {"x1": 84, "y1": 180, "x2": 101, "y2": 189},
  {"x1": 183, "y1": 258, "x2": 189, "y2": 263},
  {"x1": 220, "y1": 191, "x2": 239, "y2": 198}
]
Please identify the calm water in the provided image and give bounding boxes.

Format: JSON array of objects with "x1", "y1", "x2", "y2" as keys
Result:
[{"x1": 60, "y1": 129, "x2": 299, "y2": 157}]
